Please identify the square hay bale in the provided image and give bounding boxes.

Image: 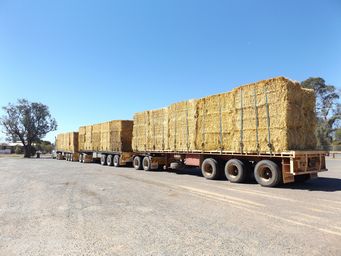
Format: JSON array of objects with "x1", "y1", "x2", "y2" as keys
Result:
[
  {"x1": 168, "y1": 99, "x2": 197, "y2": 151},
  {"x1": 132, "y1": 111, "x2": 149, "y2": 151},
  {"x1": 148, "y1": 108, "x2": 169, "y2": 151},
  {"x1": 78, "y1": 126, "x2": 86, "y2": 151},
  {"x1": 100, "y1": 120, "x2": 133, "y2": 152},
  {"x1": 197, "y1": 77, "x2": 316, "y2": 153},
  {"x1": 55, "y1": 133, "x2": 64, "y2": 152},
  {"x1": 92, "y1": 123, "x2": 102, "y2": 151},
  {"x1": 80, "y1": 121, "x2": 133, "y2": 152},
  {"x1": 196, "y1": 92, "x2": 235, "y2": 152},
  {"x1": 55, "y1": 132, "x2": 79, "y2": 152},
  {"x1": 84, "y1": 125, "x2": 93, "y2": 151},
  {"x1": 131, "y1": 77, "x2": 316, "y2": 153}
]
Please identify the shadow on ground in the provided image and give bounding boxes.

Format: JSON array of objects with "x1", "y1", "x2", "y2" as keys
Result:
[
  {"x1": 166, "y1": 167, "x2": 341, "y2": 192},
  {"x1": 279, "y1": 177, "x2": 341, "y2": 192}
]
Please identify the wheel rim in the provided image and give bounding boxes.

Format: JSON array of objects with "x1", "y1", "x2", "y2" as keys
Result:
[
  {"x1": 228, "y1": 165, "x2": 239, "y2": 177},
  {"x1": 107, "y1": 156, "x2": 112, "y2": 165},
  {"x1": 259, "y1": 166, "x2": 272, "y2": 181},
  {"x1": 114, "y1": 155, "x2": 119, "y2": 166},
  {"x1": 101, "y1": 156, "x2": 106, "y2": 165},
  {"x1": 134, "y1": 158, "x2": 139, "y2": 168},
  {"x1": 143, "y1": 158, "x2": 149, "y2": 169},
  {"x1": 203, "y1": 163, "x2": 213, "y2": 176}
]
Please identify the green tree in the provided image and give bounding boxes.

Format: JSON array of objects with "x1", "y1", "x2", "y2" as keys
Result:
[
  {"x1": 334, "y1": 128, "x2": 341, "y2": 145},
  {"x1": 35, "y1": 140, "x2": 54, "y2": 154},
  {"x1": 0, "y1": 99, "x2": 57, "y2": 158},
  {"x1": 301, "y1": 78, "x2": 340, "y2": 149}
]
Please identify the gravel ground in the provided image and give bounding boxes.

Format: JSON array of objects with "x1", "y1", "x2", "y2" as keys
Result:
[{"x1": 0, "y1": 157, "x2": 340, "y2": 256}]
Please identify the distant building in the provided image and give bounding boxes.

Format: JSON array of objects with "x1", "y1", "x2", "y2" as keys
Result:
[{"x1": 0, "y1": 141, "x2": 23, "y2": 154}]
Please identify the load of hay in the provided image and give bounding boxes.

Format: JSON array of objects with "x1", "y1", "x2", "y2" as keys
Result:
[
  {"x1": 168, "y1": 100, "x2": 197, "y2": 151},
  {"x1": 55, "y1": 132, "x2": 79, "y2": 152},
  {"x1": 78, "y1": 120, "x2": 133, "y2": 152},
  {"x1": 132, "y1": 77, "x2": 317, "y2": 153},
  {"x1": 132, "y1": 108, "x2": 169, "y2": 151}
]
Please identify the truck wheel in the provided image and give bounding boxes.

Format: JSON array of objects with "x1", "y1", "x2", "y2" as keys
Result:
[
  {"x1": 133, "y1": 156, "x2": 143, "y2": 170},
  {"x1": 254, "y1": 160, "x2": 281, "y2": 187},
  {"x1": 100, "y1": 155, "x2": 107, "y2": 165},
  {"x1": 143, "y1": 156, "x2": 151, "y2": 171},
  {"x1": 201, "y1": 158, "x2": 220, "y2": 180},
  {"x1": 225, "y1": 159, "x2": 247, "y2": 183},
  {"x1": 113, "y1": 155, "x2": 120, "y2": 167},
  {"x1": 70, "y1": 154, "x2": 74, "y2": 162},
  {"x1": 79, "y1": 154, "x2": 83, "y2": 163},
  {"x1": 107, "y1": 155, "x2": 113, "y2": 166}
]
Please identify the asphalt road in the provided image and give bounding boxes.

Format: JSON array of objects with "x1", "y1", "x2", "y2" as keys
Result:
[{"x1": 0, "y1": 157, "x2": 340, "y2": 256}]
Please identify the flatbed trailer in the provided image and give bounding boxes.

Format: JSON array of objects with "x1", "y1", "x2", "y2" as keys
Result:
[
  {"x1": 56, "y1": 151, "x2": 79, "y2": 161},
  {"x1": 130, "y1": 150, "x2": 327, "y2": 187},
  {"x1": 79, "y1": 150, "x2": 134, "y2": 167}
]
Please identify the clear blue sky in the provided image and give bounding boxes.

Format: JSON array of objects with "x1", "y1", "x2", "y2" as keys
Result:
[{"x1": 0, "y1": 0, "x2": 340, "y2": 143}]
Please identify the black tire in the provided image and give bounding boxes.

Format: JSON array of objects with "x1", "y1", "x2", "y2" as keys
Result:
[
  {"x1": 70, "y1": 154, "x2": 74, "y2": 162},
  {"x1": 113, "y1": 155, "x2": 120, "y2": 167},
  {"x1": 254, "y1": 160, "x2": 281, "y2": 187},
  {"x1": 201, "y1": 158, "x2": 220, "y2": 180},
  {"x1": 225, "y1": 159, "x2": 247, "y2": 183},
  {"x1": 107, "y1": 155, "x2": 113, "y2": 166},
  {"x1": 79, "y1": 154, "x2": 83, "y2": 163},
  {"x1": 133, "y1": 156, "x2": 143, "y2": 170},
  {"x1": 143, "y1": 156, "x2": 152, "y2": 171},
  {"x1": 100, "y1": 155, "x2": 107, "y2": 166}
]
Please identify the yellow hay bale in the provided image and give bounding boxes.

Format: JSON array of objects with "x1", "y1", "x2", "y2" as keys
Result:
[
  {"x1": 198, "y1": 77, "x2": 316, "y2": 152},
  {"x1": 196, "y1": 92, "x2": 235, "y2": 152},
  {"x1": 92, "y1": 123, "x2": 102, "y2": 151},
  {"x1": 80, "y1": 120, "x2": 133, "y2": 152},
  {"x1": 148, "y1": 108, "x2": 169, "y2": 151},
  {"x1": 85, "y1": 125, "x2": 93, "y2": 151},
  {"x1": 55, "y1": 132, "x2": 79, "y2": 152},
  {"x1": 100, "y1": 120, "x2": 133, "y2": 152},
  {"x1": 168, "y1": 100, "x2": 197, "y2": 151},
  {"x1": 132, "y1": 111, "x2": 149, "y2": 151},
  {"x1": 78, "y1": 126, "x2": 86, "y2": 151},
  {"x1": 132, "y1": 76, "x2": 316, "y2": 153}
]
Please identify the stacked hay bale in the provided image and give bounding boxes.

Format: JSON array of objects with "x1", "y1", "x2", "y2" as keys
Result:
[
  {"x1": 92, "y1": 123, "x2": 102, "y2": 151},
  {"x1": 100, "y1": 120, "x2": 133, "y2": 152},
  {"x1": 79, "y1": 120, "x2": 133, "y2": 152},
  {"x1": 132, "y1": 111, "x2": 149, "y2": 151},
  {"x1": 148, "y1": 108, "x2": 169, "y2": 151},
  {"x1": 55, "y1": 132, "x2": 79, "y2": 152},
  {"x1": 196, "y1": 92, "x2": 235, "y2": 152},
  {"x1": 168, "y1": 100, "x2": 197, "y2": 151},
  {"x1": 132, "y1": 77, "x2": 316, "y2": 153},
  {"x1": 78, "y1": 126, "x2": 86, "y2": 151}
]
